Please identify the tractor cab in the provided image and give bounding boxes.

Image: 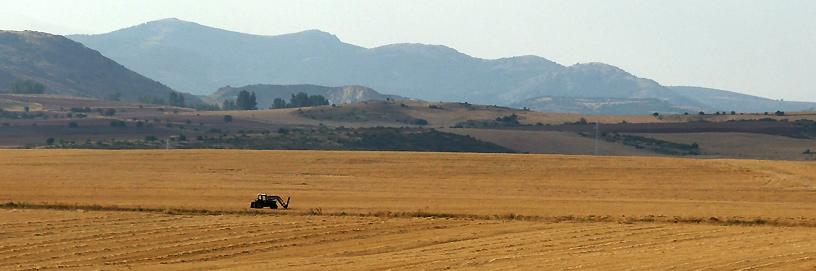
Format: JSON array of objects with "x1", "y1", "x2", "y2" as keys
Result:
[{"x1": 250, "y1": 193, "x2": 290, "y2": 209}]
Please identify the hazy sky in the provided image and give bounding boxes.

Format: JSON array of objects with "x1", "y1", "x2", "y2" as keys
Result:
[{"x1": 2, "y1": 0, "x2": 814, "y2": 101}]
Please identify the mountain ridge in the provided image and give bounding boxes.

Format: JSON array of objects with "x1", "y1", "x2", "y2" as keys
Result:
[
  {"x1": 0, "y1": 30, "x2": 201, "y2": 104},
  {"x1": 68, "y1": 18, "x2": 816, "y2": 113}
]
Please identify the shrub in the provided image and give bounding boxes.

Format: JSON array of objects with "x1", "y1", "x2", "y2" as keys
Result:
[
  {"x1": 102, "y1": 108, "x2": 116, "y2": 116},
  {"x1": 413, "y1": 118, "x2": 429, "y2": 126},
  {"x1": 70, "y1": 107, "x2": 92, "y2": 113},
  {"x1": 110, "y1": 120, "x2": 127, "y2": 127}
]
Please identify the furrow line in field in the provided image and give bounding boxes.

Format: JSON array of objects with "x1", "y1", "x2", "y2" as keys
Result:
[
  {"x1": 0, "y1": 219, "x2": 311, "y2": 268},
  {"x1": 137, "y1": 219, "x2": 456, "y2": 265}
]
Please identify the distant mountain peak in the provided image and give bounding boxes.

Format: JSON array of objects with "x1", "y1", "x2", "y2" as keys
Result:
[
  {"x1": 569, "y1": 62, "x2": 626, "y2": 72},
  {"x1": 278, "y1": 29, "x2": 342, "y2": 44},
  {"x1": 142, "y1": 17, "x2": 197, "y2": 26},
  {"x1": 376, "y1": 43, "x2": 459, "y2": 53}
]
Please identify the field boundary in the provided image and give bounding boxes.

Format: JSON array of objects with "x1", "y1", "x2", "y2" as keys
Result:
[{"x1": 3, "y1": 201, "x2": 815, "y2": 228}]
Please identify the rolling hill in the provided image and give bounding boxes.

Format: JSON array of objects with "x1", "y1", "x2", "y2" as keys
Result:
[
  {"x1": 208, "y1": 84, "x2": 401, "y2": 109},
  {"x1": 0, "y1": 30, "x2": 201, "y2": 104}
]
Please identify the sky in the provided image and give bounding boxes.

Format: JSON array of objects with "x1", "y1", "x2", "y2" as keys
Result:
[{"x1": 2, "y1": 0, "x2": 814, "y2": 101}]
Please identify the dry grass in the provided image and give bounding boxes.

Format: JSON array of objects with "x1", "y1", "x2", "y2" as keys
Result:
[
  {"x1": 446, "y1": 128, "x2": 664, "y2": 156},
  {"x1": 3, "y1": 208, "x2": 816, "y2": 270},
  {"x1": 641, "y1": 132, "x2": 816, "y2": 160},
  {"x1": 4, "y1": 201, "x2": 810, "y2": 227},
  {"x1": 2, "y1": 150, "x2": 816, "y2": 270},
  {"x1": 2, "y1": 149, "x2": 816, "y2": 219},
  {"x1": 204, "y1": 100, "x2": 668, "y2": 128}
]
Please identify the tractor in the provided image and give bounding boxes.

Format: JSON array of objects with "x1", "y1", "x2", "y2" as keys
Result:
[{"x1": 250, "y1": 193, "x2": 290, "y2": 209}]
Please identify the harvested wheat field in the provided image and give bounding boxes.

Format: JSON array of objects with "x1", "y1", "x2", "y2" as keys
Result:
[
  {"x1": 3, "y1": 209, "x2": 816, "y2": 270},
  {"x1": 2, "y1": 150, "x2": 816, "y2": 270}
]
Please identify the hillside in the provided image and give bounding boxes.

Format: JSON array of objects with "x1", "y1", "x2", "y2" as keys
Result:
[
  {"x1": 208, "y1": 84, "x2": 400, "y2": 108},
  {"x1": 510, "y1": 96, "x2": 686, "y2": 115},
  {"x1": 669, "y1": 86, "x2": 816, "y2": 113},
  {"x1": 68, "y1": 18, "x2": 816, "y2": 114},
  {"x1": 0, "y1": 30, "x2": 200, "y2": 104}
]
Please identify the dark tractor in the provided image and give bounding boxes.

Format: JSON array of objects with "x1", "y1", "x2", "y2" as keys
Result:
[{"x1": 250, "y1": 193, "x2": 290, "y2": 209}]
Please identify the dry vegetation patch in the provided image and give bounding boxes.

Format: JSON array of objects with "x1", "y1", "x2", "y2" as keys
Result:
[{"x1": 2, "y1": 150, "x2": 816, "y2": 270}]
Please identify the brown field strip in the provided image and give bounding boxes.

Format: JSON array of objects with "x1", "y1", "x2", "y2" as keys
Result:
[
  {"x1": 2, "y1": 209, "x2": 816, "y2": 270},
  {"x1": 1, "y1": 150, "x2": 815, "y2": 220},
  {"x1": 1, "y1": 150, "x2": 816, "y2": 270}
]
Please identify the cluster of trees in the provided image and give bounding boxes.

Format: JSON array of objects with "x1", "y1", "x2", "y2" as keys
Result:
[
  {"x1": 222, "y1": 90, "x2": 257, "y2": 110},
  {"x1": 7, "y1": 79, "x2": 46, "y2": 94},
  {"x1": 272, "y1": 92, "x2": 329, "y2": 109},
  {"x1": 0, "y1": 109, "x2": 47, "y2": 120},
  {"x1": 139, "y1": 91, "x2": 186, "y2": 107},
  {"x1": 495, "y1": 114, "x2": 520, "y2": 125}
]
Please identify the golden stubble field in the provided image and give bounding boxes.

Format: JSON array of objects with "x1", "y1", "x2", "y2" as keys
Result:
[{"x1": 1, "y1": 150, "x2": 816, "y2": 270}]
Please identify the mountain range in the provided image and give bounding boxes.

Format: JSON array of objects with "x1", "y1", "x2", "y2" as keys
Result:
[
  {"x1": 2, "y1": 18, "x2": 810, "y2": 114},
  {"x1": 0, "y1": 30, "x2": 201, "y2": 104}
]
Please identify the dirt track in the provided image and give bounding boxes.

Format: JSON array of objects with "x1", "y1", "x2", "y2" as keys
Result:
[{"x1": 1, "y1": 150, "x2": 816, "y2": 270}]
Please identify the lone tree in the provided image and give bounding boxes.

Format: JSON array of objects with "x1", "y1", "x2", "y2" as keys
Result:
[{"x1": 168, "y1": 92, "x2": 185, "y2": 107}]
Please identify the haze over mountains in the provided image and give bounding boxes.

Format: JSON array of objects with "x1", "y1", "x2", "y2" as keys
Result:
[
  {"x1": 0, "y1": 30, "x2": 200, "y2": 104},
  {"x1": 20, "y1": 17, "x2": 812, "y2": 114}
]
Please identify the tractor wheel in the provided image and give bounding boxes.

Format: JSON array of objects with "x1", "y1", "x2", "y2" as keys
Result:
[{"x1": 250, "y1": 202, "x2": 256, "y2": 208}]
